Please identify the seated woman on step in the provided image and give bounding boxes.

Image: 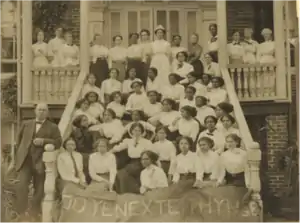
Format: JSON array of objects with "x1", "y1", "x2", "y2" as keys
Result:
[
  {"x1": 179, "y1": 86, "x2": 196, "y2": 109},
  {"x1": 195, "y1": 95, "x2": 216, "y2": 127},
  {"x1": 206, "y1": 76, "x2": 227, "y2": 108},
  {"x1": 107, "y1": 91, "x2": 126, "y2": 119},
  {"x1": 143, "y1": 90, "x2": 162, "y2": 119},
  {"x1": 219, "y1": 114, "x2": 240, "y2": 138},
  {"x1": 125, "y1": 81, "x2": 148, "y2": 112},
  {"x1": 73, "y1": 98, "x2": 99, "y2": 126},
  {"x1": 161, "y1": 73, "x2": 185, "y2": 104},
  {"x1": 85, "y1": 91, "x2": 105, "y2": 122},
  {"x1": 100, "y1": 68, "x2": 122, "y2": 105},
  {"x1": 215, "y1": 102, "x2": 234, "y2": 129},
  {"x1": 81, "y1": 73, "x2": 101, "y2": 100},
  {"x1": 122, "y1": 67, "x2": 144, "y2": 101}
]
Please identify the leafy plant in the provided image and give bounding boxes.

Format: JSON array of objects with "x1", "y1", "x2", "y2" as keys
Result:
[{"x1": 1, "y1": 76, "x2": 17, "y2": 116}]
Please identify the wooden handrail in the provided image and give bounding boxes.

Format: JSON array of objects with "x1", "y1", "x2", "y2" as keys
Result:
[
  {"x1": 31, "y1": 67, "x2": 81, "y2": 72},
  {"x1": 227, "y1": 63, "x2": 277, "y2": 69}
]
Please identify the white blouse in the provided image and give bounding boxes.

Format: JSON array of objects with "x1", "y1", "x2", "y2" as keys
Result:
[
  {"x1": 204, "y1": 62, "x2": 221, "y2": 76},
  {"x1": 151, "y1": 139, "x2": 176, "y2": 162},
  {"x1": 90, "y1": 44, "x2": 109, "y2": 63},
  {"x1": 140, "y1": 41, "x2": 152, "y2": 62},
  {"x1": 207, "y1": 88, "x2": 227, "y2": 107},
  {"x1": 140, "y1": 164, "x2": 168, "y2": 193},
  {"x1": 127, "y1": 44, "x2": 143, "y2": 59},
  {"x1": 112, "y1": 137, "x2": 153, "y2": 158},
  {"x1": 161, "y1": 84, "x2": 185, "y2": 102},
  {"x1": 122, "y1": 78, "x2": 143, "y2": 94},
  {"x1": 125, "y1": 92, "x2": 148, "y2": 111},
  {"x1": 172, "y1": 151, "x2": 202, "y2": 183},
  {"x1": 48, "y1": 37, "x2": 65, "y2": 67},
  {"x1": 169, "y1": 118, "x2": 200, "y2": 142},
  {"x1": 149, "y1": 110, "x2": 181, "y2": 127},
  {"x1": 208, "y1": 35, "x2": 219, "y2": 52},
  {"x1": 32, "y1": 42, "x2": 49, "y2": 67},
  {"x1": 81, "y1": 84, "x2": 102, "y2": 100},
  {"x1": 146, "y1": 77, "x2": 161, "y2": 93},
  {"x1": 179, "y1": 98, "x2": 196, "y2": 109},
  {"x1": 89, "y1": 152, "x2": 117, "y2": 185},
  {"x1": 227, "y1": 42, "x2": 245, "y2": 61},
  {"x1": 87, "y1": 102, "x2": 105, "y2": 120},
  {"x1": 257, "y1": 41, "x2": 276, "y2": 64},
  {"x1": 73, "y1": 109, "x2": 99, "y2": 125},
  {"x1": 109, "y1": 46, "x2": 127, "y2": 64},
  {"x1": 143, "y1": 102, "x2": 162, "y2": 118},
  {"x1": 220, "y1": 148, "x2": 247, "y2": 174},
  {"x1": 198, "y1": 129, "x2": 226, "y2": 154},
  {"x1": 189, "y1": 82, "x2": 207, "y2": 97},
  {"x1": 57, "y1": 151, "x2": 86, "y2": 184},
  {"x1": 195, "y1": 105, "x2": 216, "y2": 126},
  {"x1": 151, "y1": 40, "x2": 171, "y2": 56},
  {"x1": 196, "y1": 150, "x2": 224, "y2": 183},
  {"x1": 171, "y1": 46, "x2": 187, "y2": 61},
  {"x1": 107, "y1": 101, "x2": 125, "y2": 119},
  {"x1": 100, "y1": 78, "x2": 122, "y2": 100},
  {"x1": 59, "y1": 44, "x2": 79, "y2": 67},
  {"x1": 171, "y1": 61, "x2": 194, "y2": 79},
  {"x1": 242, "y1": 39, "x2": 258, "y2": 64}
]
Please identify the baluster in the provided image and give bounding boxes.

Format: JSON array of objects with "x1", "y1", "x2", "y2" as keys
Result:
[
  {"x1": 255, "y1": 66, "x2": 262, "y2": 97},
  {"x1": 269, "y1": 66, "x2": 276, "y2": 97},
  {"x1": 243, "y1": 67, "x2": 250, "y2": 98},
  {"x1": 229, "y1": 68, "x2": 235, "y2": 80},
  {"x1": 249, "y1": 67, "x2": 256, "y2": 98},
  {"x1": 236, "y1": 68, "x2": 242, "y2": 98},
  {"x1": 46, "y1": 70, "x2": 53, "y2": 103},
  {"x1": 59, "y1": 70, "x2": 66, "y2": 103},
  {"x1": 34, "y1": 70, "x2": 40, "y2": 102},
  {"x1": 73, "y1": 70, "x2": 80, "y2": 90},
  {"x1": 42, "y1": 144, "x2": 58, "y2": 222},
  {"x1": 65, "y1": 70, "x2": 72, "y2": 101},
  {"x1": 39, "y1": 70, "x2": 47, "y2": 101},
  {"x1": 53, "y1": 70, "x2": 60, "y2": 102},
  {"x1": 262, "y1": 66, "x2": 269, "y2": 96}
]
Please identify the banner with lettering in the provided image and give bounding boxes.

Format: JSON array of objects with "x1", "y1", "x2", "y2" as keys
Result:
[{"x1": 58, "y1": 181, "x2": 261, "y2": 222}]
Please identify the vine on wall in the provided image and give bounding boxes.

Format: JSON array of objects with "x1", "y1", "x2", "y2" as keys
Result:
[{"x1": 1, "y1": 76, "x2": 17, "y2": 116}]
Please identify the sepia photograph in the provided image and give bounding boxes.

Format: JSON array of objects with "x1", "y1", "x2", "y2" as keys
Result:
[{"x1": 1, "y1": 0, "x2": 299, "y2": 222}]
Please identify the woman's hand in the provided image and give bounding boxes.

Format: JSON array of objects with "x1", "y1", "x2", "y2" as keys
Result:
[
  {"x1": 79, "y1": 180, "x2": 88, "y2": 189},
  {"x1": 193, "y1": 180, "x2": 203, "y2": 188}
]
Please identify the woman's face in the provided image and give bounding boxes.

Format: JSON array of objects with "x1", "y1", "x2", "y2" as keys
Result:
[
  {"x1": 110, "y1": 69, "x2": 118, "y2": 79},
  {"x1": 148, "y1": 69, "x2": 156, "y2": 80},
  {"x1": 249, "y1": 201, "x2": 260, "y2": 216},
  {"x1": 133, "y1": 84, "x2": 142, "y2": 93},
  {"x1": 140, "y1": 31, "x2": 149, "y2": 42},
  {"x1": 148, "y1": 92, "x2": 157, "y2": 103},
  {"x1": 244, "y1": 29, "x2": 252, "y2": 39},
  {"x1": 97, "y1": 140, "x2": 108, "y2": 154},
  {"x1": 94, "y1": 35, "x2": 102, "y2": 45},
  {"x1": 114, "y1": 36, "x2": 122, "y2": 46},
  {"x1": 215, "y1": 106, "x2": 225, "y2": 118},
  {"x1": 131, "y1": 111, "x2": 141, "y2": 121},
  {"x1": 141, "y1": 153, "x2": 152, "y2": 168},
  {"x1": 65, "y1": 34, "x2": 73, "y2": 44},
  {"x1": 190, "y1": 34, "x2": 198, "y2": 44},
  {"x1": 169, "y1": 75, "x2": 177, "y2": 85},
  {"x1": 156, "y1": 30, "x2": 164, "y2": 39},
  {"x1": 211, "y1": 78, "x2": 220, "y2": 88},
  {"x1": 202, "y1": 74, "x2": 210, "y2": 85},
  {"x1": 128, "y1": 68, "x2": 136, "y2": 79},
  {"x1": 263, "y1": 33, "x2": 272, "y2": 41},
  {"x1": 199, "y1": 140, "x2": 210, "y2": 153},
  {"x1": 132, "y1": 126, "x2": 143, "y2": 137},
  {"x1": 88, "y1": 93, "x2": 98, "y2": 103},
  {"x1": 204, "y1": 54, "x2": 213, "y2": 64},
  {"x1": 195, "y1": 97, "x2": 205, "y2": 107},
  {"x1": 130, "y1": 34, "x2": 138, "y2": 44},
  {"x1": 185, "y1": 88, "x2": 194, "y2": 99},
  {"x1": 232, "y1": 32, "x2": 240, "y2": 42},
  {"x1": 37, "y1": 31, "x2": 44, "y2": 42},
  {"x1": 80, "y1": 101, "x2": 89, "y2": 111},
  {"x1": 162, "y1": 101, "x2": 172, "y2": 112},
  {"x1": 114, "y1": 94, "x2": 122, "y2": 103},
  {"x1": 180, "y1": 109, "x2": 189, "y2": 119},
  {"x1": 55, "y1": 28, "x2": 63, "y2": 38},
  {"x1": 177, "y1": 53, "x2": 186, "y2": 62},
  {"x1": 222, "y1": 116, "x2": 233, "y2": 129},
  {"x1": 157, "y1": 129, "x2": 166, "y2": 140},
  {"x1": 103, "y1": 110, "x2": 113, "y2": 122},
  {"x1": 205, "y1": 117, "x2": 216, "y2": 130},
  {"x1": 80, "y1": 116, "x2": 89, "y2": 128},
  {"x1": 173, "y1": 36, "x2": 181, "y2": 46},
  {"x1": 87, "y1": 75, "x2": 96, "y2": 85},
  {"x1": 65, "y1": 139, "x2": 76, "y2": 152},
  {"x1": 226, "y1": 136, "x2": 237, "y2": 149},
  {"x1": 179, "y1": 138, "x2": 190, "y2": 153},
  {"x1": 210, "y1": 26, "x2": 217, "y2": 36},
  {"x1": 187, "y1": 75, "x2": 196, "y2": 84}
]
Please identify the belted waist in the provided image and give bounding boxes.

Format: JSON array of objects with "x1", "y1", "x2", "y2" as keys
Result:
[
  {"x1": 112, "y1": 60, "x2": 126, "y2": 63},
  {"x1": 179, "y1": 172, "x2": 196, "y2": 180},
  {"x1": 127, "y1": 57, "x2": 142, "y2": 61}
]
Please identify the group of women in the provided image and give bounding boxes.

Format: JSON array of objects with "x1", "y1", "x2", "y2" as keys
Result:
[{"x1": 55, "y1": 25, "x2": 250, "y2": 195}]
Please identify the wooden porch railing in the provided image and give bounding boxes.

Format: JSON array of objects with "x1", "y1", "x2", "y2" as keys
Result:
[
  {"x1": 31, "y1": 67, "x2": 80, "y2": 104},
  {"x1": 41, "y1": 70, "x2": 86, "y2": 222},
  {"x1": 228, "y1": 63, "x2": 277, "y2": 101},
  {"x1": 221, "y1": 68, "x2": 263, "y2": 218}
]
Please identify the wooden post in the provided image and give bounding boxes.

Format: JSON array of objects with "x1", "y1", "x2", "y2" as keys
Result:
[
  {"x1": 273, "y1": 0, "x2": 287, "y2": 99},
  {"x1": 80, "y1": 0, "x2": 90, "y2": 74},
  {"x1": 216, "y1": 0, "x2": 228, "y2": 68},
  {"x1": 21, "y1": 0, "x2": 32, "y2": 103}
]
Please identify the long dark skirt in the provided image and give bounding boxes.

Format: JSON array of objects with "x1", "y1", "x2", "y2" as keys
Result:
[
  {"x1": 81, "y1": 152, "x2": 92, "y2": 184},
  {"x1": 179, "y1": 173, "x2": 196, "y2": 181},
  {"x1": 90, "y1": 58, "x2": 109, "y2": 88},
  {"x1": 225, "y1": 171, "x2": 245, "y2": 187},
  {"x1": 127, "y1": 58, "x2": 147, "y2": 86},
  {"x1": 191, "y1": 60, "x2": 204, "y2": 76},
  {"x1": 209, "y1": 51, "x2": 218, "y2": 63},
  {"x1": 160, "y1": 160, "x2": 170, "y2": 176},
  {"x1": 112, "y1": 60, "x2": 126, "y2": 82},
  {"x1": 114, "y1": 158, "x2": 143, "y2": 194}
]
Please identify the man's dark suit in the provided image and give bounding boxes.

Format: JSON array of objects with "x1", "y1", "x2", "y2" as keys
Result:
[{"x1": 15, "y1": 119, "x2": 62, "y2": 216}]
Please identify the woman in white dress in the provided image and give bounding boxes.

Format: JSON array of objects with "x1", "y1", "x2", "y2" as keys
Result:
[
  {"x1": 203, "y1": 52, "x2": 221, "y2": 76},
  {"x1": 90, "y1": 34, "x2": 109, "y2": 87},
  {"x1": 257, "y1": 28, "x2": 275, "y2": 64},
  {"x1": 101, "y1": 68, "x2": 122, "y2": 104},
  {"x1": 215, "y1": 102, "x2": 234, "y2": 129},
  {"x1": 242, "y1": 28, "x2": 258, "y2": 64},
  {"x1": 171, "y1": 51, "x2": 194, "y2": 80},
  {"x1": 59, "y1": 32, "x2": 79, "y2": 67},
  {"x1": 140, "y1": 29, "x2": 153, "y2": 85},
  {"x1": 227, "y1": 31, "x2": 244, "y2": 64},
  {"x1": 171, "y1": 35, "x2": 187, "y2": 63},
  {"x1": 150, "y1": 25, "x2": 171, "y2": 85},
  {"x1": 109, "y1": 35, "x2": 127, "y2": 82},
  {"x1": 32, "y1": 30, "x2": 49, "y2": 68},
  {"x1": 207, "y1": 76, "x2": 227, "y2": 107},
  {"x1": 48, "y1": 27, "x2": 65, "y2": 67},
  {"x1": 195, "y1": 96, "x2": 216, "y2": 127},
  {"x1": 219, "y1": 114, "x2": 240, "y2": 137}
]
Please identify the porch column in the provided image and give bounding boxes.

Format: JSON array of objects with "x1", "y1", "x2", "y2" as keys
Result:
[
  {"x1": 80, "y1": 0, "x2": 90, "y2": 74},
  {"x1": 216, "y1": 0, "x2": 228, "y2": 68},
  {"x1": 21, "y1": 0, "x2": 32, "y2": 103},
  {"x1": 273, "y1": 1, "x2": 287, "y2": 98}
]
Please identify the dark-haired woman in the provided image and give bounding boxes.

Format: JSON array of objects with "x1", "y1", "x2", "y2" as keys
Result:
[
  {"x1": 171, "y1": 35, "x2": 187, "y2": 63},
  {"x1": 169, "y1": 105, "x2": 200, "y2": 142},
  {"x1": 140, "y1": 150, "x2": 168, "y2": 194},
  {"x1": 107, "y1": 91, "x2": 125, "y2": 119},
  {"x1": 109, "y1": 35, "x2": 127, "y2": 82},
  {"x1": 150, "y1": 25, "x2": 171, "y2": 85},
  {"x1": 146, "y1": 67, "x2": 161, "y2": 93},
  {"x1": 188, "y1": 33, "x2": 204, "y2": 75},
  {"x1": 184, "y1": 72, "x2": 207, "y2": 96},
  {"x1": 100, "y1": 68, "x2": 122, "y2": 104},
  {"x1": 90, "y1": 34, "x2": 109, "y2": 87},
  {"x1": 220, "y1": 114, "x2": 240, "y2": 137},
  {"x1": 203, "y1": 53, "x2": 221, "y2": 76},
  {"x1": 143, "y1": 90, "x2": 162, "y2": 119},
  {"x1": 207, "y1": 76, "x2": 227, "y2": 107},
  {"x1": 73, "y1": 98, "x2": 99, "y2": 125},
  {"x1": 161, "y1": 73, "x2": 185, "y2": 103},
  {"x1": 220, "y1": 134, "x2": 247, "y2": 186},
  {"x1": 195, "y1": 96, "x2": 216, "y2": 127},
  {"x1": 198, "y1": 116, "x2": 226, "y2": 154},
  {"x1": 85, "y1": 91, "x2": 105, "y2": 121},
  {"x1": 171, "y1": 51, "x2": 194, "y2": 80},
  {"x1": 32, "y1": 30, "x2": 49, "y2": 68},
  {"x1": 122, "y1": 67, "x2": 144, "y2": 97},
  {"x1": 208, "y1": 23, "x2": 218, "y2": 63},
  {"x1": 140, "y1": 29, "x2": 152, "y2": 84},
  {"x1": 127, "y1": 33, "x2": 146, "y2": 85},
  {"x1": 125, "y1": 81, "x2": 148, "y2": 112},
  {"x1": 227, "y1": 31, "x2": 244, "y2": 64},
  {"x1": 179, "y1": 85, "x2": 196, "y2": 109},
  {"x1": 195, "y1": 137, "x2": 224, "y2": 188},
  {"x1": 215, "y1": 102, "x2": 234, "y2": 129},
  {"x1": 111, "y1": 123, "x2": 153, "y2": 194}
]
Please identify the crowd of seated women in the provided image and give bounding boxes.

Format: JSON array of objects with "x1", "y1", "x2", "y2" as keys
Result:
[{"x1": 56, "y1": 55, "x2": 249, "y2": 195}]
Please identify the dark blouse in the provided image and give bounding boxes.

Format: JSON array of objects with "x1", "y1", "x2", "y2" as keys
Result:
[
  {"x1": 71, "y1": 127, "x2": 93, "y2": 153},
  {"x1": 188, "y1": 44, "x2": 203, "y2": 64}
]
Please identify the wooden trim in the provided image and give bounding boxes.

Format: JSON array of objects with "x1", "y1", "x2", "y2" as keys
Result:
[
  {"x1": 227, "y1": 63, "x2": 277, "y2": 69},
  {"x1": 216, "y1": 1, "x2": 227, "y2": 68}
]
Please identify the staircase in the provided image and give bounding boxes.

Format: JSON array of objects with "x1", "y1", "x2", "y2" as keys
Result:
[{"x1": 40, "y1": 69, "x2": 263, "y2": 222}]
